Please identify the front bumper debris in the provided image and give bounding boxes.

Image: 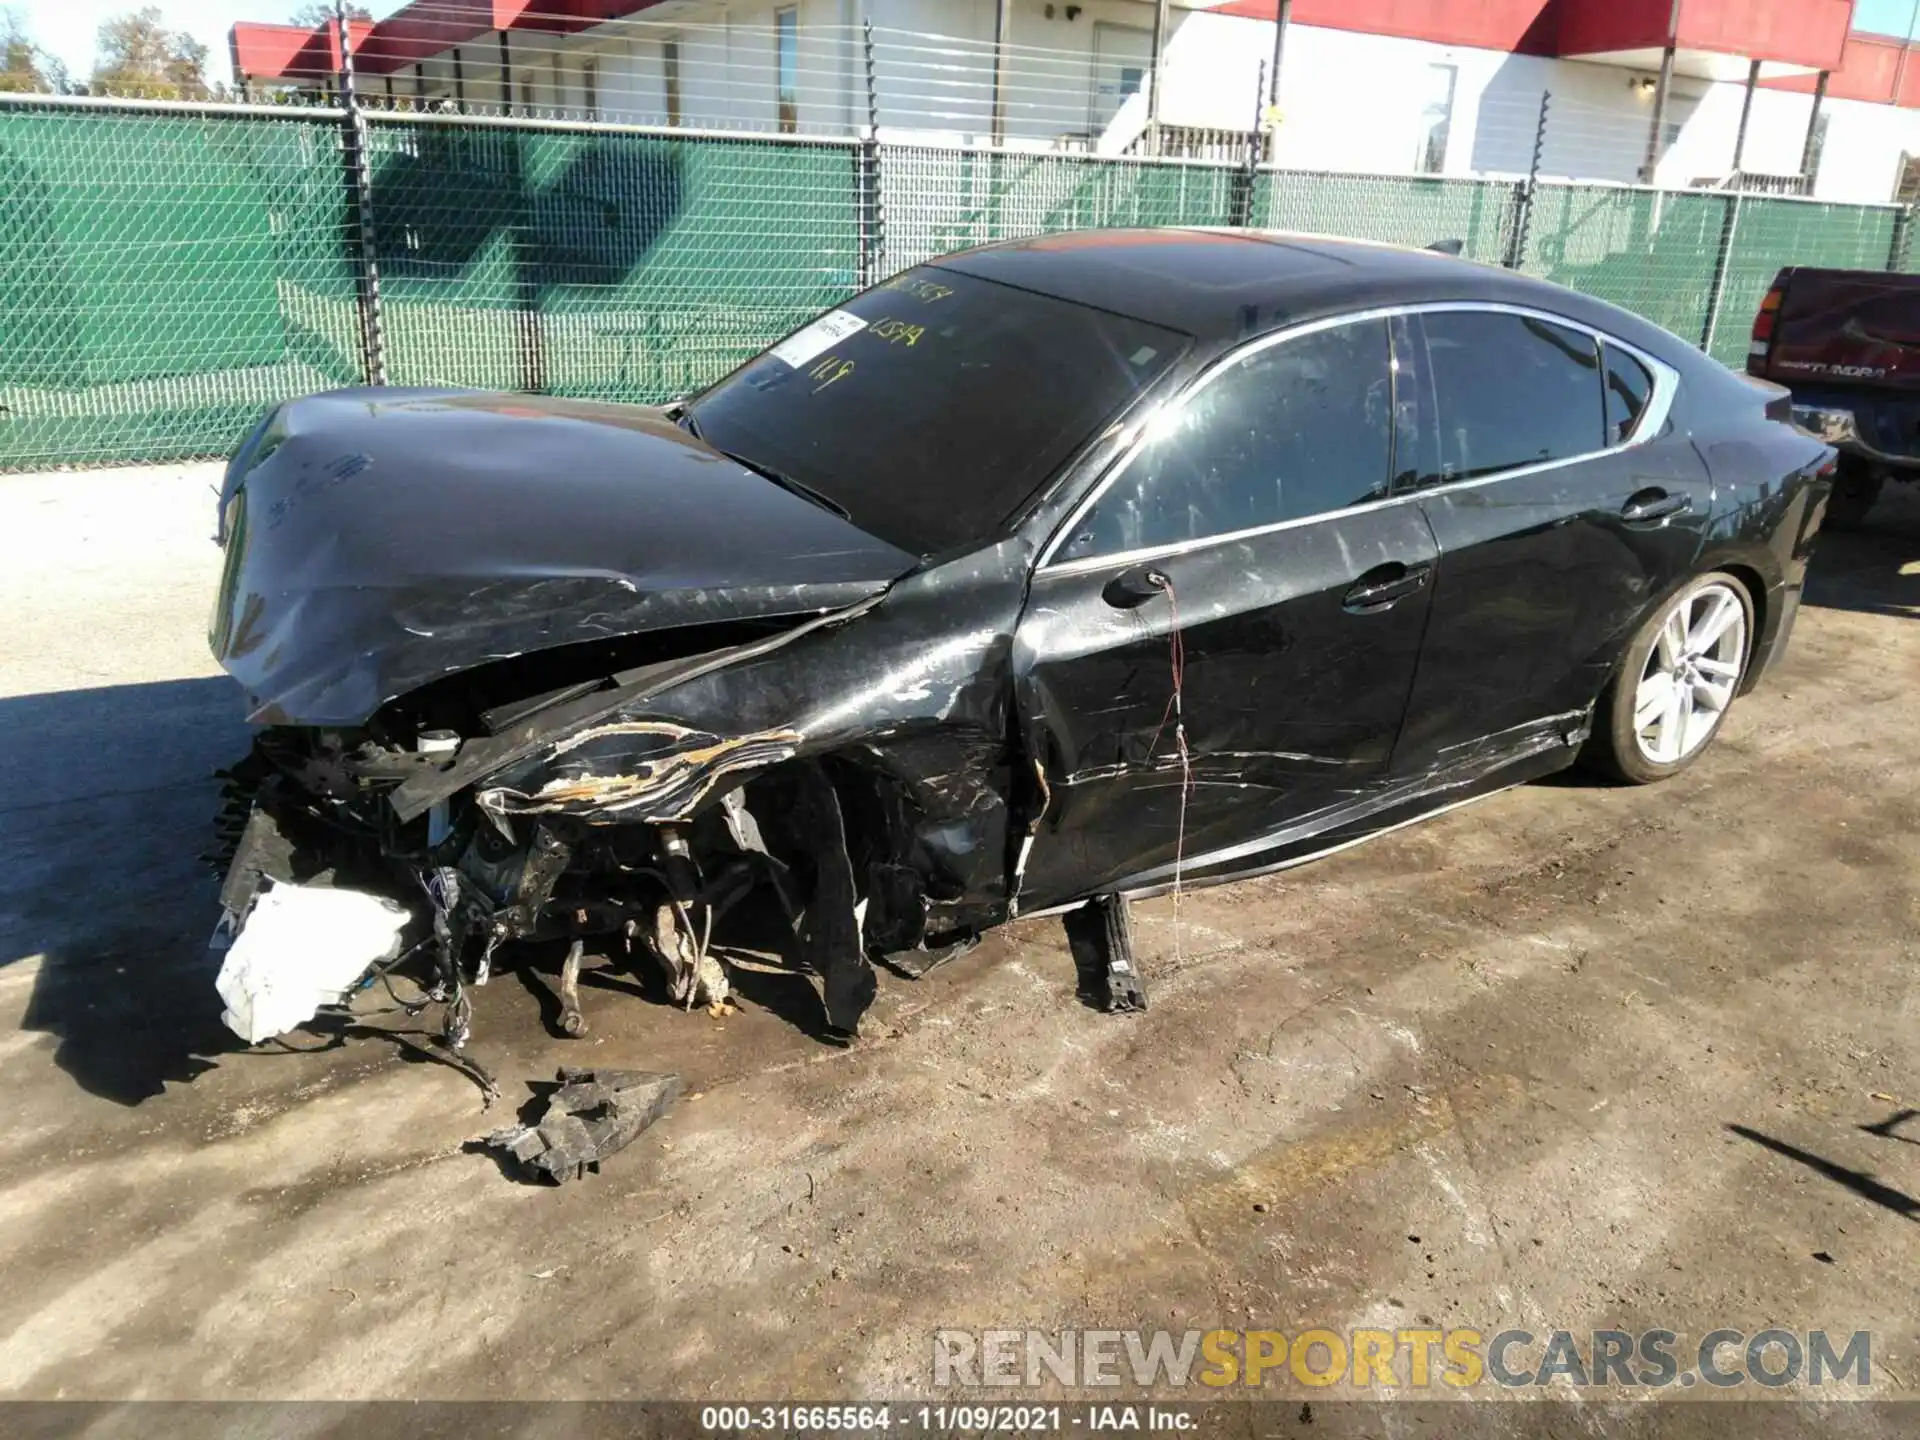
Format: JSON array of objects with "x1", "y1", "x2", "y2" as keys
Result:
[{"x1": 486, "y1": 1068, "x2": 685, "y2": 1183}]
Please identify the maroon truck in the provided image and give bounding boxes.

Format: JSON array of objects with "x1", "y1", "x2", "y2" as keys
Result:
[{"x1": 1748, "y1": 265, "x2": 1920, "y2": 528}]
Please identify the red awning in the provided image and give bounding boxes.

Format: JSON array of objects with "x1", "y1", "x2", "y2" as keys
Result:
[
  {"x1": 233, "y1": 0, "x2": 663, "y2": 82},
  {"x1": 230, "y1": 18, "x2": 373, "y2": 82},
  {"x1": 1210, "y1": 0, "x2": 1854, "y2": 74}
]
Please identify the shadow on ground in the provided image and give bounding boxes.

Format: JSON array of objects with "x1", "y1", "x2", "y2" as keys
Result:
[
  {"x1": 1804, "y1": 482, "x2": 1920, "y2": 619},
  {"x1": 1727, "y1": 1123, "x2": 1920, "y2": 1223},
  {"x1": 2, "y1": 676, "x2": 250, "y2": 1105}
]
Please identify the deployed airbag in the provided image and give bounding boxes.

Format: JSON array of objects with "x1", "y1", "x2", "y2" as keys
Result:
[{"x1": 215, "y1": 880, "x2": 411, "y2": 1043}]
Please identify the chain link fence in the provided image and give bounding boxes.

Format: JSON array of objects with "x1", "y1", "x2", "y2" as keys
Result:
[
  {"x1": 1, "y1": 88, "x2": 1913, "y2": 470},
  {"x1": 0, "y1": 100, "x2": 358, "y2": 466}
]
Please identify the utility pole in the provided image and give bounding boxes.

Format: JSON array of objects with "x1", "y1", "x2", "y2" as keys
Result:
[
  {"x1": 1146, "y1": 0, "x2": 1169, "y2": 155},
  {"x1": 336, "y1": 0, "x2": 386, "y2": 386},
  {"x1": 1639, "y1": 0, "x2": 1682, "y2": 183},
  {"x1": 1730, "y1": 57, "x2": 1760, "y2": 180},
  {"x1": 1267, "y1": 0, "x2": 1290, "y2": 109},
  {"x1": 991, "y1": 0, "x2": 1011, "y2": 144}
]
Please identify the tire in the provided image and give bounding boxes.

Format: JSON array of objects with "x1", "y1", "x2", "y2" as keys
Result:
[
  {"x1": 1584, "y1": 571, "x2": 1755, "y2": 785},
  {"x1": 1824, "y1": 458, "x2": 1883, "y2": 533}
]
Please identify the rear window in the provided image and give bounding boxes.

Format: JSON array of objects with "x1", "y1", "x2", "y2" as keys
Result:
[
  {"x1": 686, "y1": 268, "x2": 1187, "y2": 555},
  {"x1": 1419, "y1": 311, "x2": 1604, "y2": 483},
  {"x1": 1604, "y1": 344, "x2": 1654, "y2": 444}
]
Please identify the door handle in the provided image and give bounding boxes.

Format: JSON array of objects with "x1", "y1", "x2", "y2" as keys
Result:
[
  {"x1": 1342, "y1": 561, "x2": 1431, "y2": 613},
  {"x1": 1621, "y1": 488, "x2": 1692, "y2": 525},
  {"x1": 1101, "y1": 565, "x2": 1171, "y2": 609}
]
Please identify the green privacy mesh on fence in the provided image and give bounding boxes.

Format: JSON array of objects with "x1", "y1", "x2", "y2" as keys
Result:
[
  {"x1": 1255, "y1": 171, "x2": 1518, "y2": 265},
  {"x1": 365, "y1": 120, "x2": 861, "y2": 401},
  {"x1": 1709, "y1": 197, "x2": 1899, "y2": 366},
  {"x1": 0, "y1": 103, "x2": 358, "y2": 468},
  {"x1": 0, "y1": 96, "x2": 1914, "y2": 470},
  {"x1": 1517, "y1": 184, "x2": 1730, "y2": 348},
  {"x1": 878, "y1": 144, "x2": 1242, "y2": 271}
]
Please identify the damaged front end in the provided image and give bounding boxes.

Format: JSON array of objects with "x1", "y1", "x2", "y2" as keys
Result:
[
  {"x1": 210, "y1": 613, "x2": 956, "y2": 1067},
  {"x1": 206, "y1": 389, "x2": 1034, "y2": 1069}
]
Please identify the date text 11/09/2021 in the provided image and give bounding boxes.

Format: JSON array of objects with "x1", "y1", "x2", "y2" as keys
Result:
[{"x1": 699, "y1": 1406, "x2": 1194, "y2": 1432}]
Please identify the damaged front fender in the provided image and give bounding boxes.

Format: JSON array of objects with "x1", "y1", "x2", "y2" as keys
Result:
[{"x1": 477, "y1": 721, "x2": 804, "y2": 826}]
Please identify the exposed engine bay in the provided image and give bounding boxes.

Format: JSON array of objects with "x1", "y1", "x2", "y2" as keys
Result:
[{"x1": 209, "y1": 603, "x2": 1025, "y2": 1084}]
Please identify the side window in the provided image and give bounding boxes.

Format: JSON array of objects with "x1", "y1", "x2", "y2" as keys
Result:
[
  {"x1": 1419, "y1": 311, "x2": 1604, "y2": 484},
  {"x1": 1389, "y1": 314, "x2": 1434, "y2": 492},
  {"x1": 1058, "y1": 320, "x2": 1393, "y2": 562},
  {"x1": 1603, "y1": 343, "x2": 1655, "y2": 445}
]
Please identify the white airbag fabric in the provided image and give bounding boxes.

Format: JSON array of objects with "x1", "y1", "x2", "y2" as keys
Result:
[{"x1": 215, "y1": 881, "x2": 410, "y2": 1043}]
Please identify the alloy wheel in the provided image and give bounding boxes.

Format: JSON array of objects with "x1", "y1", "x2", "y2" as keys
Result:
[{"x1": 1633, "y1": 582, "x2": 1748, "y2": 765}]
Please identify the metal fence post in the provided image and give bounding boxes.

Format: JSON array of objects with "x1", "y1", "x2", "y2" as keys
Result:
[
  {"x1": 1891, "y1": 204, "x2": 1914, "y2": 272},
  {"x1": 856, "y1": 21, "x2": 883, "y2": 289},
  {"x1": 336, "y1": 2, "x2": 387, "y2": 386},
  {"x1": 1504, "y1": 90, "x2": 1549, "y2": 270},
  {"x1": 1228, "y1": 60, "x2": 1266, "y2": 229},
  {"x1": 1700, "y1": 188, "x2": 1743, "y2": 355}
]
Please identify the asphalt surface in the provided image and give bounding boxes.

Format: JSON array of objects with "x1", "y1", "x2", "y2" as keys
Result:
[{"x1": 0, "y1": 463, "x2": 1916, "y2": 1428}]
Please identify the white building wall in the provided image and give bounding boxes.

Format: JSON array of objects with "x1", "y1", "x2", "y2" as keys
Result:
[
  {"x1": 1815, "y1": 92, "x2": 1920, "y2": 203},
  {"x1": 354, "y1": 3, "x2": 1920, "y2": 205},
  {"x1": 1159, "y1": 14, "x2": 1909, "y2": 203}
]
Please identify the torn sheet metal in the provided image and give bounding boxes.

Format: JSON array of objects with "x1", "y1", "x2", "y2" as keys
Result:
[
  {"x1": 486, "y1": 1068, "x2": 684, "y2": 1183},
  {"x1": 214, "y1": 880, "x2": 410, "y2": 1043},
  {"x1": 477, "y1": 722, "x2": 803, "y2": 825},
  {"x1": 212, "y1": 390, "x2": 914, "y2": 728}
]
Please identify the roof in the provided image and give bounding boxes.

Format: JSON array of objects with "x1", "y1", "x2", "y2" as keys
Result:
[{"x1": 932, "y1": 227, "x2": 1699, "y2": 366}]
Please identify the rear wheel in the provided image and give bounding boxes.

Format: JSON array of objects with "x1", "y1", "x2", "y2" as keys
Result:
[
  {"x1": 1585, "y1": 572, "x2": 1753, "y2": 785},
  {"x1": 1825, "y1": 457, "x2": 1883, "y2": 532}
]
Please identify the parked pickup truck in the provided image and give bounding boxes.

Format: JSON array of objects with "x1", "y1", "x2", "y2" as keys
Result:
[{"x1": 1748, "y1": 265, "x2": 1920, "y2": 528}]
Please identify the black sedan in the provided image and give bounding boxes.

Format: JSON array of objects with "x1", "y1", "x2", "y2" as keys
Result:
[{"x1": 207, "y1": 229, "x2": 1834, "y2": 1050}]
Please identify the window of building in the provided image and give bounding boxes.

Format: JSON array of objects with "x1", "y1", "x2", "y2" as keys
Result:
[
  {"x1": 1416, "y1": 64, "x2": 1456, "y2": 174},
  {"x1": 1089, "y1": 23, "x2": 1152, "y2": 134},
  {"x1": 776, "y1": 7, "x2": 798, "y2": 133},
  {"x1": 1895, "y1": 151, "x2": 1920, "y2": 205},
  {"x1": 1418, "y1": 311, "x2": 1604, "y2": 484},
  {"x1": 580, "y1": 57, "x2": 598, "y2": 118},
  {"x1": 520, "y1": 72, "x2": 536, "y2": 113},
  {"x1": 1062, "y1": 320, "x2": 1394, "y2": 561},
  {"x1": 663, "y1": 38, "x2": 681, "y2": 125},
  {"x1": 1603, "y1": 344, "x2": 1654, "y2": 446}
]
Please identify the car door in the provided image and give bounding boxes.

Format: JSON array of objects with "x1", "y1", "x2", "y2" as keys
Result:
[
  {"x1": 1391, "y1": 306, "x2": 1713, "y2": 774},
  {"x1": 1011, "y1": 315, "x2": 1440, "y2": 909}
]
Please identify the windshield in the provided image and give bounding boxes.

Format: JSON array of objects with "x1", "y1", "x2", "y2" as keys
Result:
[{"x1": 685, "y1": 267, "x2": 1188, "y2": 555}]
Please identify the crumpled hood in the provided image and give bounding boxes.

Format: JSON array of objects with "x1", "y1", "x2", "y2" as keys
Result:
[{"x1": 211, "y1": 388, "x2": 916, "y2": 726}]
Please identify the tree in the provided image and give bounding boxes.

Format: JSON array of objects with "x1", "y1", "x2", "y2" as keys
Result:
[
  {"x1": 0, "y1": 9, "x2": 65, "y2": 93},
  {"x1": 91, "y1": 6, "x2": 211, "y2": 98},
  {"x1": 289, "y1": 3, "x2": 372, "y2": 26}
]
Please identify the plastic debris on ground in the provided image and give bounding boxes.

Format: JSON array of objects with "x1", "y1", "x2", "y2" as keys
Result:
[
  {"x1": 214, "y1": 880, "x2": 410, "y2": 1043},
  {"x1": 487, "y1": 1068, "x2": 685, "y2": 1183}
]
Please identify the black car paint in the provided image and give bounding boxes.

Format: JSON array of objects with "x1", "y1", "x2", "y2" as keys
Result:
[
  {"x1": 212, "y1": 229, "x2": 1833, "y2": 1010},
  {"x1": 213, "y1": 389, "x2": 916, "y2": 726},
  {"x1": 1014, "y1": 494, "x2": 1441, "y2": 905}
]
